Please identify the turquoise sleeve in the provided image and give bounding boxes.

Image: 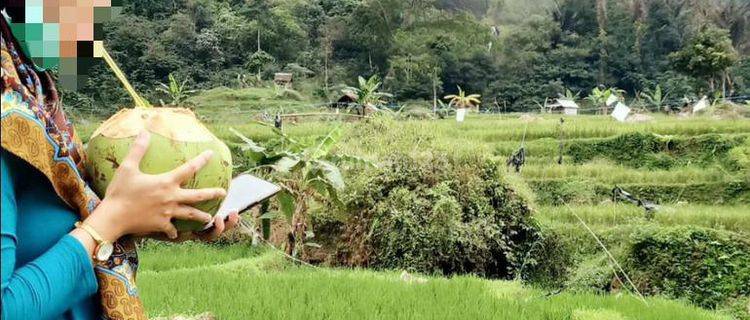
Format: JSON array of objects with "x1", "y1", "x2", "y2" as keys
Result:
[{"x1": 1, "y1": 153, "x2": 99, "y2": 319}]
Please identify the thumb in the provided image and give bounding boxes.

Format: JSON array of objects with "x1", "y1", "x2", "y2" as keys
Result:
[{"x1": 122, "y1": 131, "x2": 151, "y2": 171}]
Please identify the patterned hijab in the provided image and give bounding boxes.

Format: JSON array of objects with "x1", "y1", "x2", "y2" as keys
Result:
[{"x1": 1, "y1": 17, "x2": 147, "y2": 320}]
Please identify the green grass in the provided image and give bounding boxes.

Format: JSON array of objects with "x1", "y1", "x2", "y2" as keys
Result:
[
  {"x1": 185, "y1": 87, "x2": 322, "y2": 124},
  {"x1": 137, "y1": 243, "x2": 732, "y2": 320},
  {"x1": 536, "y1": 204, "x2": 750, "y2": 235},
  {"x1": 520, "y1": 161, "x2": 734, "y2": 184}
]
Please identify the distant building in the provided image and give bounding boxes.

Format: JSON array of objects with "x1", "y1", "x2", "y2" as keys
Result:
[
  {"x1": 335, "y1": 92, "x2": 358, "y2": 108},
  {"x1": 547, "y1": 99, "x2": 579, "y2": 115},
  {"x1": 273, "y1": 72, "x2": 293, "y2": 88}
]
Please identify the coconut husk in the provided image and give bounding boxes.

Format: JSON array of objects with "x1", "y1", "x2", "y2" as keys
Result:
[{"x1": 92, "y1": 107, "x2": 215, "y2": 142}]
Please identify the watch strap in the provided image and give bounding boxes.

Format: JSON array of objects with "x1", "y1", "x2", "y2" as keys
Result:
[{"x1": 75, "y1": 221, "x2": 106, "y2": 244}]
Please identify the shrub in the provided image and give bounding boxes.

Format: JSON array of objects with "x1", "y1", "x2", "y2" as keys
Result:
[
  {"x1": 518, "y1": 228, "x2": 573, "y2": 288},
  {"x1": 626, "y1": 226, "x2": 750, "y2": 309},
  {"x1": 529, "y1": 179, "x2": 597, "y2": 206},
  {"x1": 728, "y1": 140, "x2": 750, "y2": 173},
  {"x1": 567, "y1": 133, "x2": 748, "y2": 170},
  {"x1": 334, "y1": 152, "x2": 541, "y2": 278},
  {"x1": 529, "y1": 179, "x2": 749, "y2": 205}
]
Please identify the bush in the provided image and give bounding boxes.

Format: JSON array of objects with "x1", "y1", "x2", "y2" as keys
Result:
[
  {"x1": 334, "y1": 152, "x2": 541, "y2": 278},
  {"x1": 518, "y1": 228, "x2": 573, "y2": 288},
  {"x1": 728, "y1": 140, "x2": 750, "y2": 173},
  {"x1": 567, "y1": 133, "x2": 748, "y2": 170},
  {"x1": 528, "y1": 179, "x2": 750, "y2": 205},
  {"x1": 626, "y1": 226, "x2": 750, "y2": 309},
  {"x1": 529, "y1": 179, "x2": 597, "y2": 206}
]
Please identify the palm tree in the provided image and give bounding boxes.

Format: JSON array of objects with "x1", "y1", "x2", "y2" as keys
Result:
[{"x1": 444, "y1": 86, "x2": 482, "y2": 110}]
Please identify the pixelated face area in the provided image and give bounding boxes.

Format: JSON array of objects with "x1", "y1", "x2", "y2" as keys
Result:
[{"x1": 6, "y1": 0, "x2": 122, "y2": 89}]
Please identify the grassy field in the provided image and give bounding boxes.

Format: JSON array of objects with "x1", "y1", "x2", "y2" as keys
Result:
[
  {"x1": 137, "y1": 242, "x2": 733, "y2": 320},
  {"x1": 536, "y1": 204, "x2": 749, "y2": 235}
]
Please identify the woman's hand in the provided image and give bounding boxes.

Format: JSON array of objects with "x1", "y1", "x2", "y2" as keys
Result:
[
  {"x1": 83, "y1": 131, "x2": 227, "y2": 242},
  {"x1": 148, "y1": 211, "x2": 242, "y2": 243}
]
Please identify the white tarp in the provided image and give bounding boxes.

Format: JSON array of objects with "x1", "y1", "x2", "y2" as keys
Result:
[
  {"x1": 456, "y1": 108, "x2": 467, "y2": 122},
  {"x1": 692, "y1": 96, "x2": 709, "y2": 113},
  {"x1": 557, "y1": 99, "x2": 579, "y2": 109},
  {"x1": 606, "y1": 94, "x2": 618, "y2": 106},
  {"x1": 611, "y1": 102, "x2": 631, "y2": 122}
]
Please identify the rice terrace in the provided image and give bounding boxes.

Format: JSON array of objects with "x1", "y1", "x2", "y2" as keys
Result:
[{"x1": 7, "y1": 0, "x2": 750, "y2": 319}]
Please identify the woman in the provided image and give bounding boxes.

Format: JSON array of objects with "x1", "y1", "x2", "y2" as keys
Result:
[{"x1": 1, "y1": 2, "x2": 240, "y2": 319}]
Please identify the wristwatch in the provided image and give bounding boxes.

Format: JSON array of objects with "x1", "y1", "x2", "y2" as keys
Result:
[{"x1": 75, "y1": 221, "x2": 114, "y2": 262}]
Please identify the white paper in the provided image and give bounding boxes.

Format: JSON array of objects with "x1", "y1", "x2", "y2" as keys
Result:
[
  {"x1": 456, "y1": 108, "x2": 467, "y2": 122},
  {"x1": 204, "y1": 174, "x2": 281, "y2": 230},
  {"x1": 606, "y1": 94, "x2": 618, "y2": 106},
  {"x1": 611, "y1": 102, "x2": 631, "y2": 122}
]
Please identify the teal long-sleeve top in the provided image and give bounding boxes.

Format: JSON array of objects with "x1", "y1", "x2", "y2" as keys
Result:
[{"x1": 1, "y1": 150, "x2": 100, "y2": 320}]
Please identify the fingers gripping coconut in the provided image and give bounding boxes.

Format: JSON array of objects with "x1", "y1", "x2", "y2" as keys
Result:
[
  {"x1": 86, "y1": 108, "x2": 233, "y2": 234},
  {"x1": 82, "y1": 46, "x2": 232, "y2": 240}
]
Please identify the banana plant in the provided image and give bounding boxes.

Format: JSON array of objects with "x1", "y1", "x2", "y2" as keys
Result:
[
  {"x1": 640, "y1": 84, "x2": 669, "y2": 112},
  {"x1": 587, "y1": 86, "x2": 624, "y2": 114},
  {"x1": 586, "y1": 87, "x2": 611, "y2": 106},
  {"x1": 156, "y1": 73, "x2": 196, "y2": 105},
  {"x1": 558, "y1": 88, "x2": 581, "y2": 100},
  {"x1": 232, "y1": 124, "x2": 371, "y2": 257},
  {"x1": 343, "y1": 75, "x2": 393, "y2": 112}
]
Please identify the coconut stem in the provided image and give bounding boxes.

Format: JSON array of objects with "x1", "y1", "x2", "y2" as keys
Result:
[{"x1": 97, "y1": 44, "x2": 151, "y2": 108}]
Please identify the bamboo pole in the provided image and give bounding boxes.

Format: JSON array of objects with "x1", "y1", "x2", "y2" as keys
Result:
[{"x1": 94, "y1": 42, "x2": 150, "y2": 108}]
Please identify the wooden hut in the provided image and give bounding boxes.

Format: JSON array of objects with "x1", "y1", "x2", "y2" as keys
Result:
[
  {"x1": 273, "y1": 73, "x2": 293, "y2": 88},
  {"x1": 334, "y1": 92, "x2": 358, "y2": 110},
  {"x1": 546, "y1": 99, "x2": 580, "y2": 115}
]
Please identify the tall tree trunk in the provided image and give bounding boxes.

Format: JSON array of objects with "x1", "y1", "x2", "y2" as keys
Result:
[
  {"x1": 632, "y1": 0, "x2": 647, "y2": 69},
  {"x1": 596, "y1": 0, "x2": 609, "y2": 87},
  {"x1": 596, "y1": 0, "x2": 609, "y2": 115}
]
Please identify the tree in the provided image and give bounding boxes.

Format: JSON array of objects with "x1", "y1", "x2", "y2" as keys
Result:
[
  {"x1": 343, "y1": 75, "x2": 393, "y2": 112},
  {"x1": 670, "y1": 27, "x2": 739, "y2": 95},
  {"x1": 246, "y1": 50, "x2": 276, "y2": 80},
  {"x1": 640, "y1": 84, "x2": 669, "y2": 112},
  {"x1": 232, "y1": 125, "x2": 369, "y2": 257},
  {"x1": 444, "y1": 86, "x2": 482, "y2": 110}
]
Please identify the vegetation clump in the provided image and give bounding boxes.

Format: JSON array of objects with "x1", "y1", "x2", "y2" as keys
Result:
[
  {"x1": 567, "y1": 132, "x2": 749, "y2": 170},
  {"x1": 335, "y1": 152, "x2": 540, "y2": 278},
  {"x1": 627, "y1": 226, "x2": 750, "y2": 311}
]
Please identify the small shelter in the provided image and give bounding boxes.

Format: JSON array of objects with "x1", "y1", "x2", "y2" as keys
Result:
[
  {"x1": 547, "y1": 99, "x2": 579, "y2": 115},
  {"x1": 335, "y1": 92, "x2": 358, "y2": 108},
  {"x1": 273, "y1": 73, "x2": 293, "y2": 88}
]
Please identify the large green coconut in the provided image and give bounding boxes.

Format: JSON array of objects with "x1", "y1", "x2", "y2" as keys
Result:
[{"x1": 86, "y1": 107, "x2": 232, "y2": 231}]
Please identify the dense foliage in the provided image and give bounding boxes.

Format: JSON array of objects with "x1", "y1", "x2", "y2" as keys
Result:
[
  {"x1": 567, "y1": 132, "x2": 750, "y2": 170},
  {"x1": 65, "y1": 0, "x2": 750, "y2": 113},
  {"x1": 627, "y1": 226, "x2": 750, "y2": 309},
  {"x1": 334, "y1": 152, "x2": 540, "y2": 278}
]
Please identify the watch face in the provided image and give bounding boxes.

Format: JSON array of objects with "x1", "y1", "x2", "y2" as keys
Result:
[{"x1": 96, "y1": 243, "x2": 114, "y2": 262}]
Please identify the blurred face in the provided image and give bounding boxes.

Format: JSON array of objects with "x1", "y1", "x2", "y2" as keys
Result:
[{"x1": 5, "y1": 0, "x2": 120, "y2": 89}]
